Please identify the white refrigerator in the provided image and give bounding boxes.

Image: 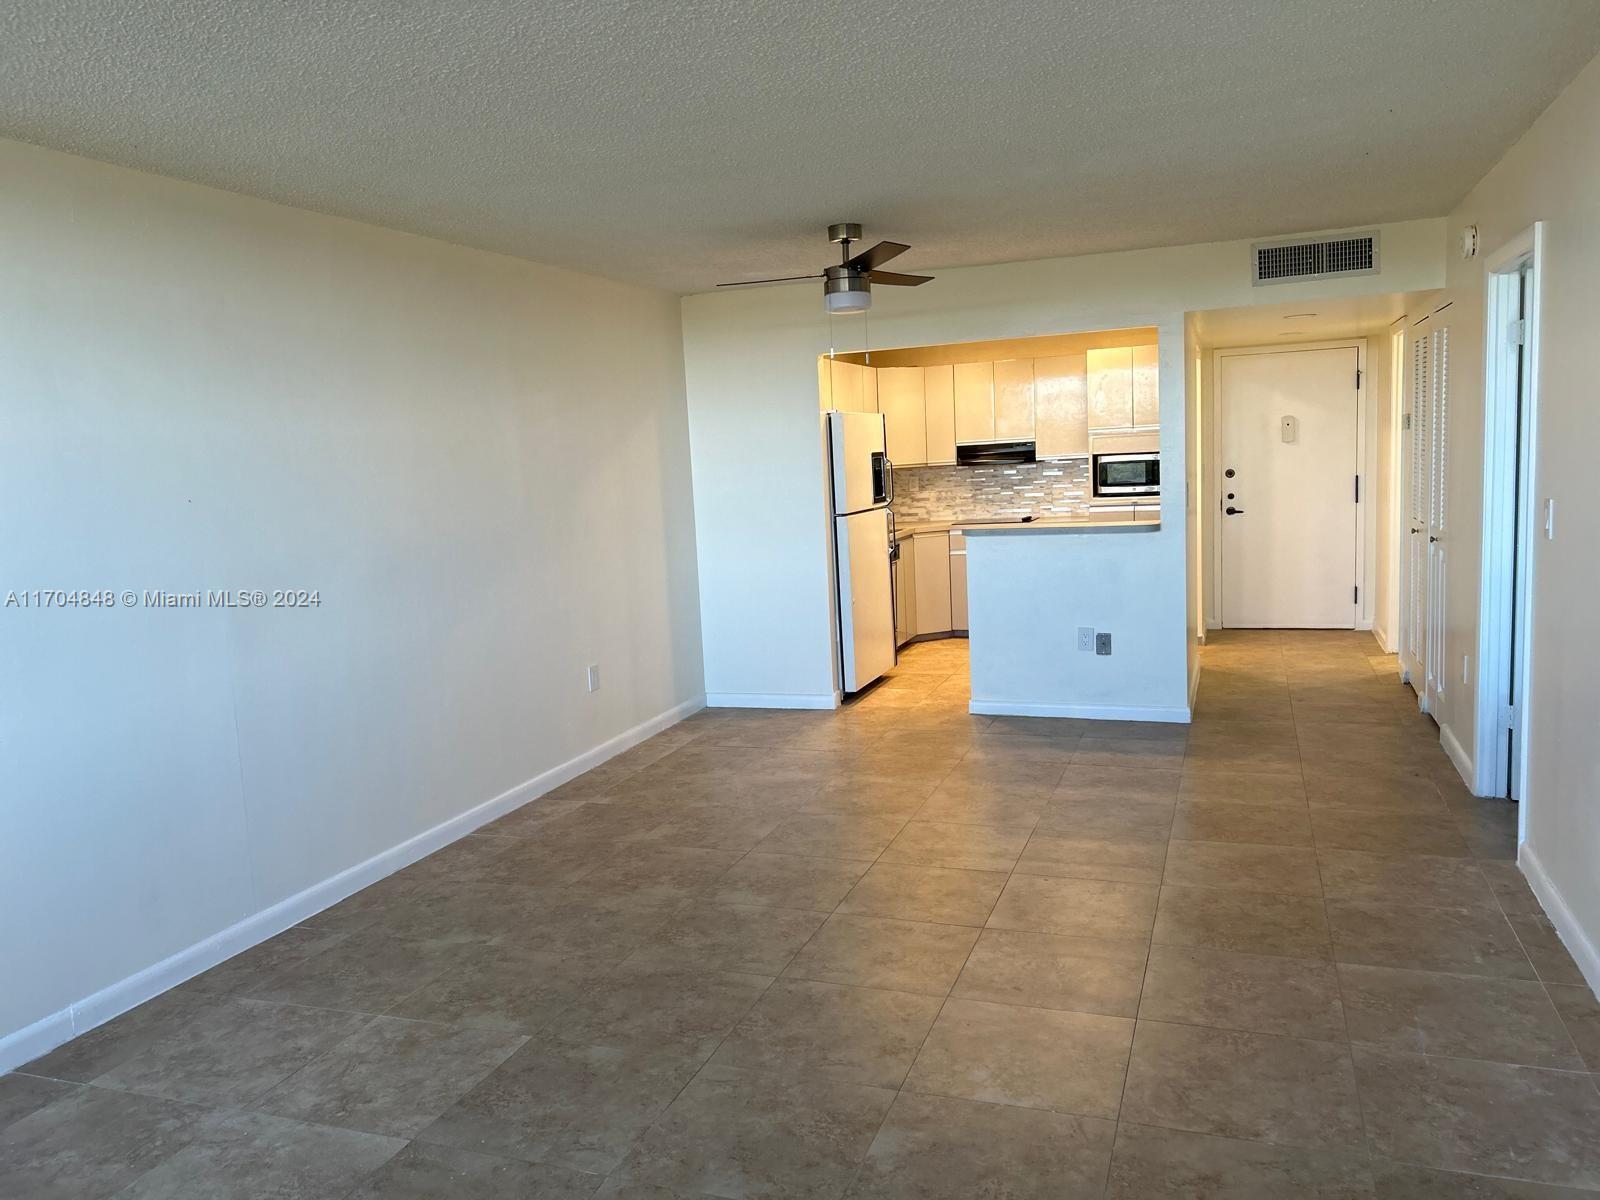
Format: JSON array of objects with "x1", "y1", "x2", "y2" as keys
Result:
[{"x1": 827, "y1": 410, "x2": 896, "y2": 692}]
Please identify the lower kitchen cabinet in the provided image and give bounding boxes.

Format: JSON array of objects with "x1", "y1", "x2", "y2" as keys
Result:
[
  {"x1": 892, "y1": 536, "x2": 916, "y2": 647},
  {"x1": 949, "y1": 532, "x2": 968, "y2": 632},
  {"x1": 911, "y1": 532, "x2": 952, "y2": 636}
]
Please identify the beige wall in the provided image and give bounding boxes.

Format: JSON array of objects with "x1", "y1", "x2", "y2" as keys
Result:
[
  {"x1": 0, "y1": 138, "x2": 704, "y2": 1061},
  {"x1": 1438, "y1": 53, "x2": 1600, "y2": 989}
]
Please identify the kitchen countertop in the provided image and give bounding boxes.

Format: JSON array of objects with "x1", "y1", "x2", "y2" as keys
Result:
[{"x1": 895, "y1": 513, "x2": 1159, "y2": 538}]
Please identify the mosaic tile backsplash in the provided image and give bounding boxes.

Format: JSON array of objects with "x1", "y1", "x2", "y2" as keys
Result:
[{"x1": 892, "y1": 459, "x2": 1092, "y2": 522}]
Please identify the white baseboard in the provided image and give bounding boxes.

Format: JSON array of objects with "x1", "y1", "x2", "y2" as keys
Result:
[
  {"x1": 1188, "y1": 661, "x2": 1203, "y2": 713},
  {"x1": 705, "y1": 692, "x2": 839, "y2": 710},
  {"x1": 1439, "y1": 720, "x2": 1474, "y2": 792},
  {"x1": 0, "y1": 694, "x2": 704, "y2": 1074},
  {"x1": 970, "y1": 699, "x2": 1192, "y2": 724},
  {"x1": 1519, "y1": 842, "x2": 1600, "y2": 998}
]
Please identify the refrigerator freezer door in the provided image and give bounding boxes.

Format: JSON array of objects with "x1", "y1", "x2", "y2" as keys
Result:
[
  {"x1": 836, "y1": 509, "x2": 896, "y2": 692},
  {"x1": 829, "y1": 411, "x2": 889, "y2": 515}
]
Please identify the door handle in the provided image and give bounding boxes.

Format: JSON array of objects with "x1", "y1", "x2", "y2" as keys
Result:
[{"x1": 1225, "y1": 506, "x2": 1245, "y2": 515}]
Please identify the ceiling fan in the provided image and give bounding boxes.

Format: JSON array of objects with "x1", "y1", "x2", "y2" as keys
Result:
[{"x1": 717, "y1": 223, "x2": 933, "y2": 313}]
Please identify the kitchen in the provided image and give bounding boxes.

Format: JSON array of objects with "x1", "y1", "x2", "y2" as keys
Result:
[{"x1": 822, "y1": 327, "x2": 1167, "y2": 708}]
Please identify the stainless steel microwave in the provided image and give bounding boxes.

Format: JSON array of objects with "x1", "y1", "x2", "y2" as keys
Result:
[{"x1": 1093, "y1": 451, "x2": 1160, "y2": 497}]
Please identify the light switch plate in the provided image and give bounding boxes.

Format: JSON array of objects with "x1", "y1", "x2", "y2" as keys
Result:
[
  {"x1": 1077, "y1": 627, "x2": 1095, "y2": 652},
  {"x1": 586, "y1": 664, "x2": 600, "y2": 692}
]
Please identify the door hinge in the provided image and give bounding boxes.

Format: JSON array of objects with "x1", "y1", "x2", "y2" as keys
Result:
[
  {"x1": 1356, "y1": 369, "x2": 1363, "y2": 390},
  {"x1": 1509, "y1": 319, "x2": 1527, "y2": 347},
  {"x1": 1353, "y1": 585, "x2": 1359, "y2": 604},
  {"x1": 1354, "y1": 474, "x2": 1361, "y2": 504}
]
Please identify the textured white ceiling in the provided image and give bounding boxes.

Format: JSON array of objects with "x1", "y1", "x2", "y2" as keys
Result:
[{"x1": 3, "y1": 2, "x2": 1597, "y2": 293}]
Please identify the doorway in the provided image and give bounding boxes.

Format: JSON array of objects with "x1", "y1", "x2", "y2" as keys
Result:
[
  {"x1": 1215, "y1": 344, "x2": 1364, "y2": 628},
  {"x1": 1475, "y1": 224, "x2": 1542, "y2": 806}
]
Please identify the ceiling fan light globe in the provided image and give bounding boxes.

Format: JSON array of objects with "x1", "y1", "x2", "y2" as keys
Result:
[{"x1": 824, "y1": 288, "x2": 871, "y2": 314}]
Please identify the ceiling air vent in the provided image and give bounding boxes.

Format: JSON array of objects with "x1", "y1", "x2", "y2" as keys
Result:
[{"x1": 1252, "y1": 232, "x2": 1379, "y2": 285}]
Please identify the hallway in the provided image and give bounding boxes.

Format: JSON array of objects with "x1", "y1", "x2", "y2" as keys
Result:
[{"x1": 3, "y1": 634, "x2": 1598, "y2": 1197}]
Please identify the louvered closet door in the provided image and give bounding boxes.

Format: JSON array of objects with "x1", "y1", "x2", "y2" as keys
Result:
[
  {"x1": 1400, "y1": 328, "x2": 1431, "y2": 691},
  {"x1": 1424, "y1": 322, "x2": 1451, "y2": 715}
]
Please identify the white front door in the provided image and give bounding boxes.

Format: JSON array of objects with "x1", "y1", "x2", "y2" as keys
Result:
[
  {"x1": 1219, "y1": 347, "x2": 1360, "y2": 629},
  {"x1": 1400, "y1": 325, "x2": 1431, "y2": 688}
]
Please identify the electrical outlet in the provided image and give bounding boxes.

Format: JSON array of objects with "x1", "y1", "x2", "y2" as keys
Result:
[
  {"x1": 1077, "y1": 627, "x2": 1095, "y2": 652},
  {"x1": 586, "y1": 664, "x2": 600, "y2": 693},
  {"x1": 1095, "y1": 632, "x2": 1113, "y2": 656}
]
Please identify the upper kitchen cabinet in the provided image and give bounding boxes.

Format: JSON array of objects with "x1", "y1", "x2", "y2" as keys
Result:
[
  {"x1": 923, "y1": 365, "x2": 956, "y2": 465},
  {"x1": 1131, "y1": 344, "x2": 1159, "y2": 427},
  {"x1": 1087, "y1": 347, "x2": 1134, "y2": 431},
  {"x1": 877, "y1": 367, "x2": 926, "y2": 467},
  {"x1": 953, "y1": 361, "x2": 994, "y2": 443},
  {"x1": 1034, "y1": 354, "x2": 1089, "y2": 457},
  {"x1": 821, "y1": 358, "x2": 877, "y2": 413},
  {"x1": 992, "y1": 359, "x2": 1036, "y2": 439}
]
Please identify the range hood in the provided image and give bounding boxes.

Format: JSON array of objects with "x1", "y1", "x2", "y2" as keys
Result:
[{"x1": 956, "y1": 440, "x2": 1037, "y2": 466}]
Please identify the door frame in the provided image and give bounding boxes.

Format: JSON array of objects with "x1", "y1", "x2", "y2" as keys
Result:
[
  {"x1": 1474, "y1": 223, "x2": 1543, "y2": 815},
  {"x1": 1209, "y1": 339, "x2": 1373, "y2": 630}
]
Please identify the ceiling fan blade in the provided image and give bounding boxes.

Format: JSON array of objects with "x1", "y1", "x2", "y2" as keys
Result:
[
  {"x1": 715, "y1": 273, "x2": 822, "y2": 288},
  {"x1": 844, "y1": 241, "x2": 910, "y2": 272},
  {"x1": 865, "y1": 269, "x2": 934, "y2": 286}
]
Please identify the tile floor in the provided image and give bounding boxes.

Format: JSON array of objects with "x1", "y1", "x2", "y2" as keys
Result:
[{"x1": 4, "y1": 631, "x2": 1599, "y2": 1198}]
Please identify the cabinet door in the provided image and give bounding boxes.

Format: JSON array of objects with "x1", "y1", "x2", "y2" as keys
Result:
[
  {"x1": 825, "y1": 359, "x2": 863, "y2": 412},
  {"x1": 953, "y1": 362, "x2": 995, "y2": 443},
  {"x1": 1132, "y1": 344, "x2": 1159, "y2": 426},
  {"x1": 1033, "y1": 354, "x2": 1088, "y2": 457},
  {"x1": 993, "y1": 359, "x2": 1036, "y2": 439},
  {"x1": 912, "y1": 533, "x2": 952, "y2": 635},
  {"x1": 878, "y1": 367, "x2": 926, "y2": 467},
  {"x1": 949, "y1": 537, "x2": 968, "y2": 631},
  {"x1": 1087, "y1": 347, "x2": 1134, "y2": 430},
  {"x1": 923, "y1": 365, "x2": 956, "y2": 464}
]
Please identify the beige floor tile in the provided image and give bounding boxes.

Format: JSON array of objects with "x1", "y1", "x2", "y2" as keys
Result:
[
  {"x1": 1337, "y1": 963, "x2": 1582, "y2": 1069},
  {"x1": 1108, "y1": 1123, "x2": 1376, "y2": 1199},
  {"x1": 1153, "y1": 885, "x2": 1332, "y2": 960},
  {"x1": 837, "y1": 862, "x2": 1008, "y2": 926},
  {"x1": 1318, "y1": 849, "x2": 1500, "y2": 910},
  {"x1": 1035, "y1": 796, "x2": 1177, "y2": 836},
  {"x1": 1327, "y1": 901, "x2": 1535, "y2": 979},
  {"x1": 952, "y1": 928, "x2": 1147, "y2": 1017},
  {"x1": 845, "y1": 1092, "x2": 1115, "y2": 1200},
  {"x1": 1369, "y1": 1161, "x2": 1595, "y2": 1198},
  {"x1": 610, "y1": 1066, "x2": 894, "y2": 1199},
  {"x1": 1171, "y1": 800, "x2": 1313, "y2": 845},
  {"x1": 751, "y1": 814, "x2": 910, "y2": 861},
  {"x1": 1139, "y1": 945, "x2": 1346, "y2": 1040},
  {"x1": 1072, "y1": 737, "x2": 1187, "y2": 771},
  {"x1": 877, "y1": 819, "x2": 1031, "y2": 872},
  {"x1": 1507, "y1": 913, "x2": 1589, "y2": 985},
  {"x1": 988, "y1": 875, "x2": 1160, "y2": 941},
  {"x1": 1178, "y1": 770, "x2": 1307, "y2": 807},
  {"x1": 1312, "y1": 809, "x2": 1472, "y2": 858},
  {"x1": 904, "y1": 998, "x2": 1133, "y2": 1119},
  {"x1": 782, "y1": 913, "x2": 979, "y2": 995},
  {"x1": 1015, "y1": 829, "x2": 1168, "y2": 885},
  {"x1": 1162, "y1": 840, "x2": 1323, "y2": 896},
  {"x1": 1122, "y1": 1020, "x2": 1364, "y2": 1150},
  {"x1": 703, "y1": 853, "x2": 866, "y2": 912},
  {"x1": 1052, "y1": 764, "x2": 1182, "y2": 803},
  {"x1": 1354, "y1": 1048, "x2": 1600, "y2": 1189},
  {"x1": 627, "y1": 902, "x2": 828, "y2": 976},
  {"x1": 1547, "y1": 985, "x2": 1600, "y2": 1071},
  {"x1": 707, "y1": 978, "x2": 941, "y2": 1088},
  {"x1": 344, "y1": 1141, "x2": 600, "y2": 1200}
]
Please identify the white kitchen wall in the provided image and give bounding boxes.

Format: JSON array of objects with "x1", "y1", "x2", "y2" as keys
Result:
[
  {"x1": 1435, "y1": 53, "x2": 1600, "y2": 989},
  {"x1": 0, "y1": 138, "x2": 704, "y2": 1063},
  {"x1": 682, "y1": 219, "x2": 1445, "y2": 707}
]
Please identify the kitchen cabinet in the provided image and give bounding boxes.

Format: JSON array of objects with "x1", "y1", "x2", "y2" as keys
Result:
[
  {"x1": 1087, "y1": 347, "x2": 1134, "y2": 431},
  {"x1": 923, "y1": 365, "x2": 956, "y2": 464},
  {"x1": 953, "y1": 362, "x2": 995, "y2": 443},
  {"x1": 912, "y1": 532, "x2": 952, "y2": 635},
  {"x1": 878, "y1": 367, "x2": 926, "y2": 467},
  {"x1": 1131, "y1": 344, "x2": 1159, "y2": 426},
  {"x1": 949, "y1": 531, "x2": 968, "y2": 632},
  {"x1": 823, "y1": 359, "x2": 877, "y2": 413},
  {"x1": 993, "y1": 359, "x2": 1036, "y2": 439},
  {"x1": 1033, "y1": 354, "x2": 1089, "y2": 457},
  {"x1": 892, "y1": 535, "x2": 916, "y2": 646}
]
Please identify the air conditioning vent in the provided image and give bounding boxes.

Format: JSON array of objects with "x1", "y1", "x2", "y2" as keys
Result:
[{"x1": 1252, "y1": 232, "x2": 1379, "y2": 285}]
